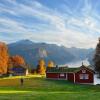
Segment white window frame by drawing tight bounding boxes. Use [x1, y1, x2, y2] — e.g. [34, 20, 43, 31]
[60, 73, 65, 77]
[85, 74, 89, 79]
[79, 74, 89, 80]
[80, 74, 83, 79]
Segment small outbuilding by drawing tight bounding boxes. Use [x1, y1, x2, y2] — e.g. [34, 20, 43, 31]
[9, 66, 28, 76]
[46, 64, 94, 84]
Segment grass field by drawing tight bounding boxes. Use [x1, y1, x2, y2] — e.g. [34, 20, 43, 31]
[0, 75, 100, 100]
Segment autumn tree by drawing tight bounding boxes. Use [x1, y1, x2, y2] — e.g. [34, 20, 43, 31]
[94, 38, 100, 76]
[0, 42, 27, 75]
[7, 57, 13, 74]
[36, 59, 46, 75]
[47, 60, 54, 67]
[9, 55, 26, 67]
[0, 42, 9, 74]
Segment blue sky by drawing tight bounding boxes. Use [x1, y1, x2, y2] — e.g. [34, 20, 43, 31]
[0, 0, 100, 48]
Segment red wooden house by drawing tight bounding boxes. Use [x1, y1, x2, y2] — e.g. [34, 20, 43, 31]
[46, 64, 94, 84]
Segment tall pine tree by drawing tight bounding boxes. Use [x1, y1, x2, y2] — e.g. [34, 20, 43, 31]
[94, 38, 100, 76]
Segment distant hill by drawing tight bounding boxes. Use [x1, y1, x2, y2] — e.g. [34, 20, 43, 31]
[66, 47, 94, 60]
[8, 39, 94, 68]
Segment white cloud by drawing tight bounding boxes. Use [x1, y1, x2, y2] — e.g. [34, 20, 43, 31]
[0, 0, 99, 48]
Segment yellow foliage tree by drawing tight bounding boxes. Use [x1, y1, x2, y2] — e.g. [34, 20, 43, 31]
[36, 59, 46, 75]
[48, 60, 54, 67]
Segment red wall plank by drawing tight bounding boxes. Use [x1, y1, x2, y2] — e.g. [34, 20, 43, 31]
[67, 73, 74, 82]
[46, 73, 59, 79]
[75, 69, 94, 83]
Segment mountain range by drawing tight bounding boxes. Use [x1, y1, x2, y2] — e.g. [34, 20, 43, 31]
[8, 39, 94, 68]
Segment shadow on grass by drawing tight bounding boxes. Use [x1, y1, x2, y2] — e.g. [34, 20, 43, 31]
[45, 79, 74, 85]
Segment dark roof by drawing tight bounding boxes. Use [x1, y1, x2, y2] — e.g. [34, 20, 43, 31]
[46, 67, 80, 73]
[80, 65, 94, 73]
[46, 65, 94, 73]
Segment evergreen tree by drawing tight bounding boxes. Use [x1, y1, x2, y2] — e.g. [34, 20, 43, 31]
[94, 38, 100, 76]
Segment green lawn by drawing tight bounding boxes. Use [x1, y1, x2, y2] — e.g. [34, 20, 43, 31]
[0, 75, 100, 100]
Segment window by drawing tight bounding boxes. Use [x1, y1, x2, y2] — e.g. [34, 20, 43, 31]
[82, 70, 86, 73]
[60, 73, 64, 77]
[79, 74, 89, 79]
[80, 74, 83, 79]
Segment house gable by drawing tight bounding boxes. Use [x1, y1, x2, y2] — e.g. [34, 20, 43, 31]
[75, 66, 94, 83]
[75, 67, 94, 74]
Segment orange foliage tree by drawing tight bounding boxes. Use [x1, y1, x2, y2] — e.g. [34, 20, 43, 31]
[36, 59, 46, 75]
[9, 55, 26, 67]
[0, 42, 27, 74]
[0, 42, 9, 74]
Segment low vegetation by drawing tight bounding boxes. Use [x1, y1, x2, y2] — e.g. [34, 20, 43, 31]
[0, 75, 100, 100]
